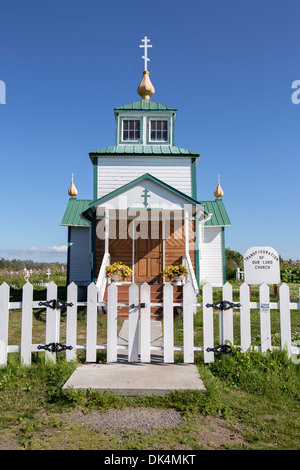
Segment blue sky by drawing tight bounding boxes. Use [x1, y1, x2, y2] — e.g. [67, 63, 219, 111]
[0, 0, 299, 263]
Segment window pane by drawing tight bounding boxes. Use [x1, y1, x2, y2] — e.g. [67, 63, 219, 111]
[150, 120, 168, 141]
[123, 119, 140, 141]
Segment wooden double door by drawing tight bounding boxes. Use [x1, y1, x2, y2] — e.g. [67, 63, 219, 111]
[134, 221, 162, 284]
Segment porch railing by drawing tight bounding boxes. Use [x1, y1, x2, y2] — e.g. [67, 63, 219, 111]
[96, 252, 111, 303]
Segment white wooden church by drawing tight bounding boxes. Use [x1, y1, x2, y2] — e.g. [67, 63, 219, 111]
[61, 37, 231, 308]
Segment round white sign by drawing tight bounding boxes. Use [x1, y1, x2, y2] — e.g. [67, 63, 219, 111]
[243, 246, 281, 285]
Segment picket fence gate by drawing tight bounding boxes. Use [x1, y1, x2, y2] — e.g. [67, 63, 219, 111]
[0, 281, 299, 367]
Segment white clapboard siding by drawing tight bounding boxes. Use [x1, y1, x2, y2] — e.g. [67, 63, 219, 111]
[0, 281, 299, 366]
[200, 227, 223, 287]
[97, 157, 192, 198]
[69, 227, 91, 285]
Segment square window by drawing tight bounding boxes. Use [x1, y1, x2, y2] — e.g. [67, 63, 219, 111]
[122, 119, 140, 141]
[150, 120, 168, 142]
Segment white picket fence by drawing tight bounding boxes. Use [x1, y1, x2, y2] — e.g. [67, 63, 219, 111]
[0, 281, 299, 367]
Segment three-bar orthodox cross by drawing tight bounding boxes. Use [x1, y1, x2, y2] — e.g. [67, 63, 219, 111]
[139, 36, 152, 72]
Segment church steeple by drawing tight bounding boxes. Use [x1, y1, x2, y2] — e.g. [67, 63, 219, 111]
[68, 173, 78, 198]
[214, 175, 224, 199]
[137, 36, 155, 100]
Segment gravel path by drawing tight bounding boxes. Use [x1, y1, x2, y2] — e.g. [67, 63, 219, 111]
[68, 407, 183, 434]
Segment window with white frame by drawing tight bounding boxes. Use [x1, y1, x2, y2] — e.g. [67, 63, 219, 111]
[150, 119, 168, 142]
[122, 119, 141, 141]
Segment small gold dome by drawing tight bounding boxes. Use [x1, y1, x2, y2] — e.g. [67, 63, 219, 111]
[68, 174, 78, 198]
[137, 71, 155, 100]
[214, 176, 224, 199]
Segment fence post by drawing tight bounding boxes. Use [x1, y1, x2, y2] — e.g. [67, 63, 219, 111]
[222, 282, 233, 345]
[66, 282, 78, 362]
[203, 283, 214, 363]
[107, 283, 118, 362]
[259, 283, 271, 352]
[45, 282, 59, 363]
[86, 282, 98, 362]
[21, 282, 33, 366]
[163, 282, 174, 363]
[128, 283, 139, 362]
[240, 282, 251, 352]
[140, 283, 150, 363]
[279, 283, 292, 357]
[183, 282, 194, 363]
[0, 283, 9, 367]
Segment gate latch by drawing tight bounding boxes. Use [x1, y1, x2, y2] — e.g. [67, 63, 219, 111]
[38, 299, 74, 309]
[206, 300, 241, 311]
[130, 303, 146, 309]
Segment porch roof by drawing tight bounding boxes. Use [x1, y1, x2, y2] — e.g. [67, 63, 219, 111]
[81, 173, 205, 221]
[60, 184, 231, 229]
[200, 199, 231, 227]
[60, 198, 92, 226]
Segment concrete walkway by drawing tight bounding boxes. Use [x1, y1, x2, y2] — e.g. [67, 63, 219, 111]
[63, 320, 206, 396]
[116, 319, 164, 362]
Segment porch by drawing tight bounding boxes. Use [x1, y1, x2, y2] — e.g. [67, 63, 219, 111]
[94, 208, 200, 316]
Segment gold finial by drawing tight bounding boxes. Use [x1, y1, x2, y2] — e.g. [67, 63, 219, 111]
[68, 173, 78, 198]
[137, 36, 155, 100]
[137, 70, 155, 100]
[214, 175, 224, 199]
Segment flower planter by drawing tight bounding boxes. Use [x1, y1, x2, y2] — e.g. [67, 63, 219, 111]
[171, 275, 184, 286]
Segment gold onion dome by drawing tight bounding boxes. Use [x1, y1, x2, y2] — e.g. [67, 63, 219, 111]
[137, 71, 155, 100]
[68, 174, 78, 198]
[214, 176, 224, 199]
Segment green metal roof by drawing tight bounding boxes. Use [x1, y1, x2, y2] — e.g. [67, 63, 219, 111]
[200, 199, 231, 227]
[89, 145, 199, 159]
[60, 194, 230, 229]
[114, 100, 177, 112]
[61, 198, 92, 226]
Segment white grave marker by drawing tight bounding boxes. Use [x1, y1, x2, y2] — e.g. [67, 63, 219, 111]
[243, 246, 280, 285]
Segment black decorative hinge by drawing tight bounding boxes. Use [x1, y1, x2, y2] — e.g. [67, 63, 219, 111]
[38, 299, 74, 309]
[206, 344, 232, 354]
[206, 300, 241, 311]
[37, 342, 73, 353]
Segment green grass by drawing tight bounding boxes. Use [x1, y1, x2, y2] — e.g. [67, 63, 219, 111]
[0, 348, 299, 450]
[1, 281, 299, 450]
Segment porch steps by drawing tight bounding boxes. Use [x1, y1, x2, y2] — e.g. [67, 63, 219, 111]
[102, 283, 183, 319]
